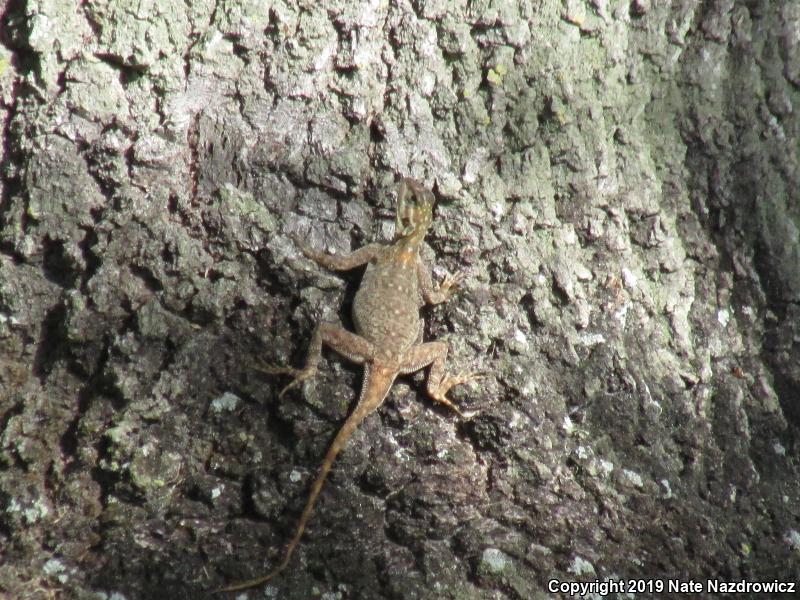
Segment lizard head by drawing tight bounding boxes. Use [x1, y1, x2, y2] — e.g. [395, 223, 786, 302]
[395, 178, 434, 240]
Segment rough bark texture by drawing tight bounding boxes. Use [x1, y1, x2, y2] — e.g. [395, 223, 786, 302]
[1, 1, 799, 599]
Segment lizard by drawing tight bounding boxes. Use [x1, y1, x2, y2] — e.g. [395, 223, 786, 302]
[217, 177, 479, 593]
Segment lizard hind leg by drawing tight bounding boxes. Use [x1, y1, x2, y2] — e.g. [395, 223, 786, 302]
[257, 323, 375, 398]
[400, 341, 481, 418]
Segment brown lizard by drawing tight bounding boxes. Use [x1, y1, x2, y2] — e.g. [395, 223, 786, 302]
[217, 178, 478, 592]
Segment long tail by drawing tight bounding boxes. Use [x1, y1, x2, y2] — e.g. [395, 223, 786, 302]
[215, 366, 395, 593]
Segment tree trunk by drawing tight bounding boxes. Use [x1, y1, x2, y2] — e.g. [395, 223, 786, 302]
[1, 1, 798, 598]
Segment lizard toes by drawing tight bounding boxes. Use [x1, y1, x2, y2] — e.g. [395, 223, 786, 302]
[277, 368, 316, 398]
[431, 392, 464, 417]
[452, 368, 483, 385]
[447, 271, 465, 288]
[256, 363, 296, 376]
[278, 381, 298, 398]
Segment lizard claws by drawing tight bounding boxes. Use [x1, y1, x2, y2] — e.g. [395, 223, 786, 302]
[255, 362, 317, 398]
[459, 369, 486, 382]
[430, 392, 465, 417]
[430, 369, 482, 417]
[445, 368, 483, 388]
[439, 270, 465, 299]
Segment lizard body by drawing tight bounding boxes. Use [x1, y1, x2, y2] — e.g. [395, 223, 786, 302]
[218, 178, 477, 592]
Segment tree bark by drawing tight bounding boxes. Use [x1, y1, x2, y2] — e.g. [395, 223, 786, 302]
[1, 1, 798, 598]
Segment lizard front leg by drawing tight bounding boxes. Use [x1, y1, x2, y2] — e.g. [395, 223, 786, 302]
[399, 341, 480, 417]
[260, 323, 376, 397]
[300, 242, 383, 271]
[417, 256, 464, 305]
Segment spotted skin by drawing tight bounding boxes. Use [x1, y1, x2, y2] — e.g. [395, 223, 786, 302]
[216, 178, 478, 592]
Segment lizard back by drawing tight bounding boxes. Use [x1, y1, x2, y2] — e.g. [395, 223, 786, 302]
[352, 179, 434, 361]
[352, 243, 422, 356]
